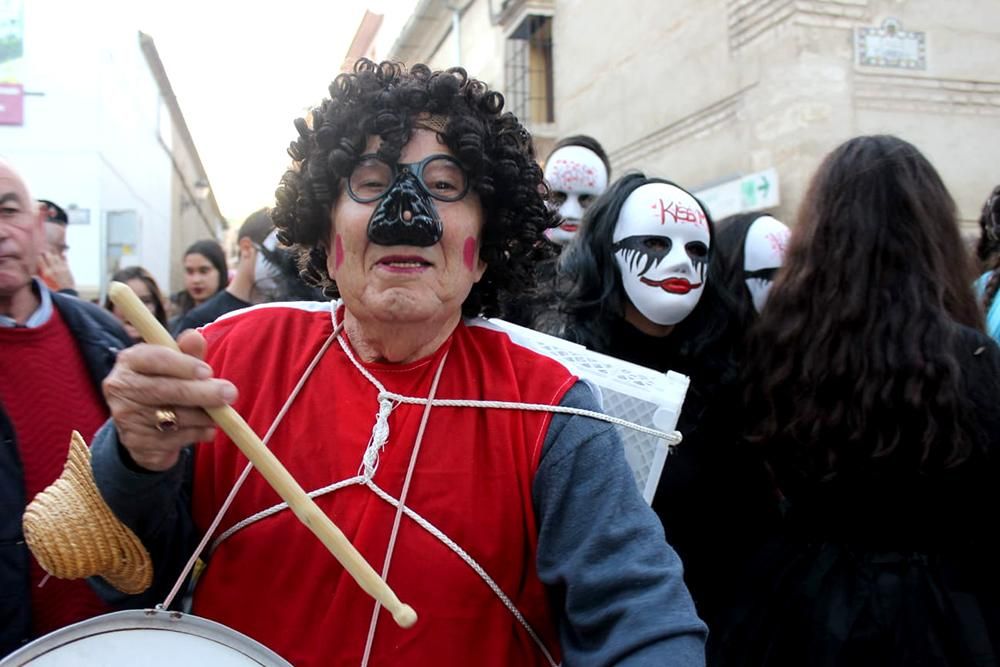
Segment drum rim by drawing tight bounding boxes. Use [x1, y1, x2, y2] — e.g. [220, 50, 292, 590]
[0, 609, 292, 666]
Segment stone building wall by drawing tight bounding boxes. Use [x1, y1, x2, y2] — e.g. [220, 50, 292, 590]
[388, 0, 1000, 229]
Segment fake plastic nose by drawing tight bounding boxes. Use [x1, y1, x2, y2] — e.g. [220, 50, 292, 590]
[367, 173, 443, 247]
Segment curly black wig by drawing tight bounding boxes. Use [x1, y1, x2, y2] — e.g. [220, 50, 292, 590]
[555, 172, 742, 373]
[271, 59, 557, 318]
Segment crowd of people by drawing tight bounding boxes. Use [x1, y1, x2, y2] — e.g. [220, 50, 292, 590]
[2, 58, 999, 666]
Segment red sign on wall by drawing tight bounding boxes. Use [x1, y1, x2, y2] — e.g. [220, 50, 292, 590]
[0, 83, 24, 125]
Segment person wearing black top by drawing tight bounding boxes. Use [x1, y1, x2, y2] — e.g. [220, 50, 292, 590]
[554, 173, 777, 626]
[171, 209, 323, 335]
[713, 212, 790, 323]
[712, 135, 1000, 666]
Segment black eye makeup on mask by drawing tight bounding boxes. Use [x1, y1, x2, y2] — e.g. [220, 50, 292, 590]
[744, 267, 778, 281]
[612, 235, 673, 277]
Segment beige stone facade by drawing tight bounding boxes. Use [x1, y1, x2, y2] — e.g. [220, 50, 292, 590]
[376, 0, 1000, 231]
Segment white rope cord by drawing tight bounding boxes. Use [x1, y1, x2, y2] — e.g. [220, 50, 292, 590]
[205, 305, 668, 664]
[365, 480, 559, 667]
[332, 306, 677, 446]
[208, 475, 366, 555]
[207, 474, 557, 667]
[332, 308, 402, 482]
[158, 317, 342, 610]
[361, 351, 449, 667]
[379, 392, 682, 445]
[332, 312, 557, 663]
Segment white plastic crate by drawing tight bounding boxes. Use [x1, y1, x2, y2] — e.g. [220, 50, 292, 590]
[475, 318, 690, 504]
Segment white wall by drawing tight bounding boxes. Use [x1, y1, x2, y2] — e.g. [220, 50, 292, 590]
[0, 1, 172, 297]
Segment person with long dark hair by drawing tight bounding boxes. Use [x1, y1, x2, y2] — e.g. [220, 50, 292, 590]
[498, 134, 612, 328]
[104, 266, 167, 342]
[543, 134, 611, 247]
[555, 173, 776, 624]
[713, 212, 790, 323]
[170, 239, 227, 323]
[170, 210, 324, 336]
[557, 173, 738, 371]
[974, 185, 1000, 342]
[712, 135, 1000, 666]
[975, 184, 1000, 270]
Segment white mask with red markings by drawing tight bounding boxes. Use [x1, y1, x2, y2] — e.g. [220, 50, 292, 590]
[612, 183, 710, 326]
[743, 215, 790, 314]
[544, 145, 609, 245]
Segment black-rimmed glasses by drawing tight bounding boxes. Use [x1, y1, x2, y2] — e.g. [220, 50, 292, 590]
[347, 153, 470, 204]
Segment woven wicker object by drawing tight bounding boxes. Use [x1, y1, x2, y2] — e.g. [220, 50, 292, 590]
[22, 431, 152, 594]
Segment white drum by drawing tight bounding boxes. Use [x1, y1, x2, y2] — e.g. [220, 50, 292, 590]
[0, 609, 291, 666]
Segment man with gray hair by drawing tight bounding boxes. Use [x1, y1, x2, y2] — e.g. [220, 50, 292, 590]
[0, 160, 132, 656]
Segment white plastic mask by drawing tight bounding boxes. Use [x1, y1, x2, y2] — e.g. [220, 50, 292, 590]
[544, 145, 609, 245]
[743, 215, 789, 313]
[613, 183, 710, 326]
[252, 229, 282, 300]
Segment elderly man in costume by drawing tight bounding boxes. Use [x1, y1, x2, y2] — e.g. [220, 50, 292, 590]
[87, 61, 705, 666]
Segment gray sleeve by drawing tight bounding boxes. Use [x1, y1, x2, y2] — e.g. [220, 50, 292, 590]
[534, 381, 707, 667]
[89, 419, 199, 608]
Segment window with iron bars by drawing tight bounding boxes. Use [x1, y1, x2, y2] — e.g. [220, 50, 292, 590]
[505, 14, 554, 125]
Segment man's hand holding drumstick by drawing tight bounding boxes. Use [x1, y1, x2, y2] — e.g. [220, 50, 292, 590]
[103, 329, 231, 471]
[101, 282, 417, 629]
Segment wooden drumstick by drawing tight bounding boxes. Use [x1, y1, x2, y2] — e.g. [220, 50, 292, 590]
[108, 281, 417, 629]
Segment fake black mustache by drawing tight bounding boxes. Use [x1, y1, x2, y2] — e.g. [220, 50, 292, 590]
[367, 174, 443, 247]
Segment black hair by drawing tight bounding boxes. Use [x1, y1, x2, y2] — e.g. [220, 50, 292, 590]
[747, 135, 984, 481]
[174, 239, 228, 315]
[977, 185, 1000, 310]
[271, 59, 557, 318]
[37, 199, 68, 225]
[105, 266, 168, 329]
[713, 212, 783, 323]
[238, 208, 274, 245]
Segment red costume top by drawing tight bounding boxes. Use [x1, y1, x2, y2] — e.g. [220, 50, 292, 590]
[191, 303, 577, 666]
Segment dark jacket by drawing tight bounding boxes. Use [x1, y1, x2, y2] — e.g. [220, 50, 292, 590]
[170, 290, 249, 336]
[0, 291, 131, 657]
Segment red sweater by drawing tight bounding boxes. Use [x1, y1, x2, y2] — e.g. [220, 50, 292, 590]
[192, 304, 576, 666]
[0, 308, 111, 636]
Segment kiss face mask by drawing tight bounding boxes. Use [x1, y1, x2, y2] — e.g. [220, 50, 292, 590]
[612, 183, 711, 326]
[544, 145, 609, 245]
[743, 215, 790, 314]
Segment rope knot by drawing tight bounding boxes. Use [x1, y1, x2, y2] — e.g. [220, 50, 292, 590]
[360, 396, 396, 480]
